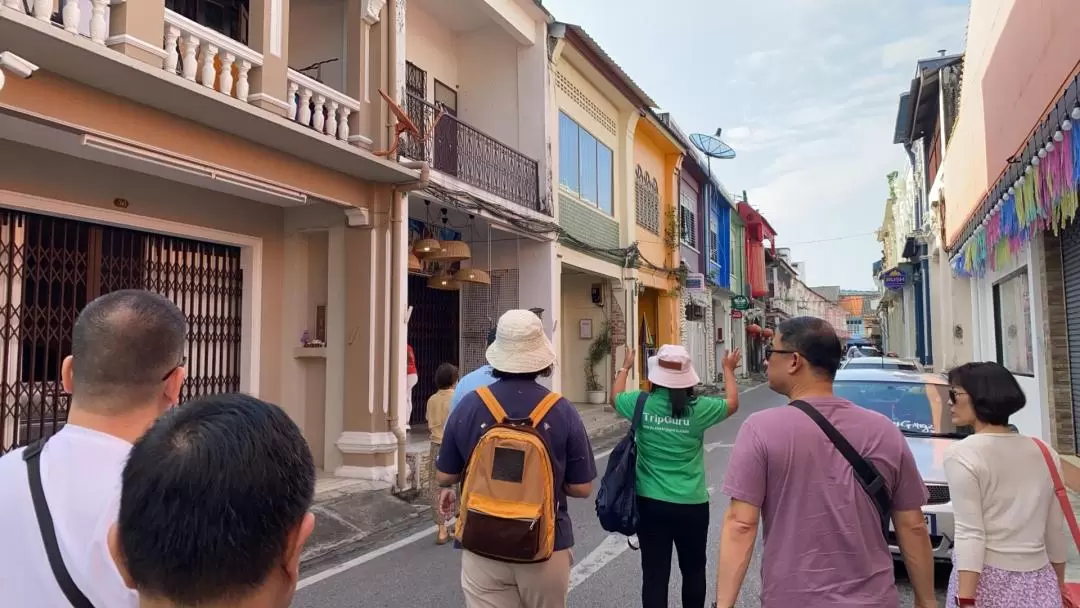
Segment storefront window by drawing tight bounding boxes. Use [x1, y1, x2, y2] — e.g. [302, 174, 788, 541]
[992, 270, 1034, 375]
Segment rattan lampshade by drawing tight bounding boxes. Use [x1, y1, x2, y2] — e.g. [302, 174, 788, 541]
[407, 253, 422, 272]
[454, 267, 491, 285]
[413, 238, 442, 256]
[425, 239, 471, 263]
[427, 271, 461, 291]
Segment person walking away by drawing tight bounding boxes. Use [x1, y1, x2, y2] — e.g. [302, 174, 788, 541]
[714, 316, 936, 608]
[451, 329, 498, 412]
[609, 343, 742, 608]
[0, 289, 188, 608]
[107, 393, 316, 608]
[426, 362, 458, 545]
[404, 344, 419, 433]
[436, 309, 597, 608]
[943, 362, 1068, 608]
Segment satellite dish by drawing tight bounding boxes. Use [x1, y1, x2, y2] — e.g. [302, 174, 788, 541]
[689, 128, 736, 160]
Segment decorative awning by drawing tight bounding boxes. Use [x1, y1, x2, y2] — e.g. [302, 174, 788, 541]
[951, 74, 1080, 278]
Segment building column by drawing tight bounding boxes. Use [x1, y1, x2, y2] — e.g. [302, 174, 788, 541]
[617, 112, 639, 247]
[333, 190, 398, 483]
[247, 0, 291, 116]
[107, 0, 167, 68]
[343, 0, 386, 147]
[518, 238, 559, 389]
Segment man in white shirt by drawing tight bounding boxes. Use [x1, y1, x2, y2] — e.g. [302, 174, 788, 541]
[0, 289, 187, 608]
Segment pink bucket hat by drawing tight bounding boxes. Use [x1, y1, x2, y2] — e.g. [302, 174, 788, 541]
[647, 344, 700, 389]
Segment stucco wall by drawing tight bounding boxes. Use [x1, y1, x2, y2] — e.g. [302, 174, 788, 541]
[943, 0, 1080, 243]
[634, 129, 674, 290]
[289, 0, 347, 94]
[404, 3, 460, 95]
[560, 271, 611, 403]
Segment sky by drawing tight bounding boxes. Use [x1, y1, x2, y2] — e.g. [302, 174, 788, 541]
[541, 0, 970, 290]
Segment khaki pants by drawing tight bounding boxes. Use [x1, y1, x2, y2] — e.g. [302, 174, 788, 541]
[461, 549, 572, 608]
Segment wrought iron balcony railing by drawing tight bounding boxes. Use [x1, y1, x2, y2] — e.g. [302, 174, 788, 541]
[401, 93, 542, 214]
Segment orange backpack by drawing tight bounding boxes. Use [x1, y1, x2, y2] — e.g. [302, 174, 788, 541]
[454, 386, 560, 563]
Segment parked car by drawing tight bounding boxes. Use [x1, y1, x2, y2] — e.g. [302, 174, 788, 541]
[833, 368, 967, 563]
[840, 356, 924, 372]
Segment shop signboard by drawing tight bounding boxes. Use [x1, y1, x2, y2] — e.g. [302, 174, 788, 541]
[882, 268, 906, 291]
[731, 310, 744, 319]
[731, 295, 751, 311]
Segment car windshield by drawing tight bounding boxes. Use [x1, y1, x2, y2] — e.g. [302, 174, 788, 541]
[845, 359, 920, 371]
[833, 380, 971, 438]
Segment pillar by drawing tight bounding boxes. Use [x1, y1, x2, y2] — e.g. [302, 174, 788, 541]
[247, 0, 291, 116]
[107, 0, 167, 69]
[344, 0, 386, 147]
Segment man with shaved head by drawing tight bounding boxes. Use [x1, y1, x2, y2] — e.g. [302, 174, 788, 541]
[0, 289, 188, 608]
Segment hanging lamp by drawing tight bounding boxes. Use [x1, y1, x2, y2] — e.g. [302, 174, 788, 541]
[426, 215, 471, 262]
[454, 267, 491, 284]
[407, 253, 423, 272]
[427, 269, 461, 291]
[413, 200, 442, 257]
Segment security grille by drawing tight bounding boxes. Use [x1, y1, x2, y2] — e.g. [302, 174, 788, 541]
[460, 269, 519, 374]
[0, 209, 243, 453]
[406, 273, 460, 425]
[635, 166, 660, 234]
[1061, 219, 1080, 452]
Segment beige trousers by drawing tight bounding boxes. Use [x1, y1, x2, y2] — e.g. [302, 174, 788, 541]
[461, 549, 572, 608]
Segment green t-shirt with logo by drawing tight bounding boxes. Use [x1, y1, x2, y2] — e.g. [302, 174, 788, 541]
[614, 388, 729, 504]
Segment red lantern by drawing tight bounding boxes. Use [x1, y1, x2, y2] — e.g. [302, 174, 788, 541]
[762, 328, 774, 339]
[747, 323, 762, 335]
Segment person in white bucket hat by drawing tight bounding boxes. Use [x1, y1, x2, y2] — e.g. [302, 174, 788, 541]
[609, 343, 742, 608]
[436, 309, 597, 608]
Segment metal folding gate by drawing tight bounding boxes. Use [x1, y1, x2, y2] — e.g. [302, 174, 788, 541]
[407, 274, 460, 425]
[1061, 221, 1080, 452]
[0, 209, 244, 453]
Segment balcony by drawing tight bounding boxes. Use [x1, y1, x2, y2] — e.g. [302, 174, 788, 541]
[401, 93, 541, 213]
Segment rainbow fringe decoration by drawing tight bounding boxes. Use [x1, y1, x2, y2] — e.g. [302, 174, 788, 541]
[952, 118, 1080, 278]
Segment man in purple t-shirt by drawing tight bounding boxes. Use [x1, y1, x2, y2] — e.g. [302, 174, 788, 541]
[714, 316, 937, 608]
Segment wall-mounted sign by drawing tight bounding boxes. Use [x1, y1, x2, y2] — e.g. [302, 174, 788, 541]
[684, 272, 706, 292]
[731, 295, 750, 311]
[731, 310, 744, 319]
[881, 268, 906, 291]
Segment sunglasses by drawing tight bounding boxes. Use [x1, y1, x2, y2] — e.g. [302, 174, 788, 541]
[763, 345, 798, 360]
[161, 355, 187, 381]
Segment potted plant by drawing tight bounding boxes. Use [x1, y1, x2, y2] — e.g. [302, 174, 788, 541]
[584, 321, 612, 404]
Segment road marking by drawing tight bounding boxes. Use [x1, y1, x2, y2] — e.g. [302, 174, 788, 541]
[569, 534, 631, 590]
[704, 441, 733, 452]
[297, 383, 767, 590]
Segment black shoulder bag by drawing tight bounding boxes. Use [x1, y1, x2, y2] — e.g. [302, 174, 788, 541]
[790, 400, 892, 540]
[23, 438, 98, 608]
[595, 392, 649, 537]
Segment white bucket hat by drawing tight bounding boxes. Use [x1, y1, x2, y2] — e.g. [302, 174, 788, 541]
[486, 309, 557, 374]
[647, 344, 700, 389]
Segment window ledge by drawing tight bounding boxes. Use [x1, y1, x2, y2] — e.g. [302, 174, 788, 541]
[559, 187, 615, 220]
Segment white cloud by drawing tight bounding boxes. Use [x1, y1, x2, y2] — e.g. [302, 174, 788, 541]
[541, 0, 970, 289]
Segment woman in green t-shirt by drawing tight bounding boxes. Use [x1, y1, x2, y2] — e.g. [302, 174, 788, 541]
[611, 343, 742, 608]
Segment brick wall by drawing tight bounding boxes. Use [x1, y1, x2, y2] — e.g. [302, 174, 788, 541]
[1040, 233, 1076, 455]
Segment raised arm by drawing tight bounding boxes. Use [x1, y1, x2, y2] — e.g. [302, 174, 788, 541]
[609, 347, 636, 406]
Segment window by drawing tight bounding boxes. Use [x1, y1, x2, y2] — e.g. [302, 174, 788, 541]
[729, 225, 738, 286]
[635, 166, 660, 233]
[992, 270, 1034, 375]
[558, 111, 613, 215]
[680, 191, 698, 249]
[709, 214, 719, 262]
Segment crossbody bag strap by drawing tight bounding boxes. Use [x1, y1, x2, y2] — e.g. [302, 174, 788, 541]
[630, 392, 649, 434]
[790, 400, 893, 531]
[1033, 438, 1080, 551]
[22, 439, 97, 608]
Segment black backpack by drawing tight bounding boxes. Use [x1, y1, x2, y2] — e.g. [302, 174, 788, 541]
[595, 392, 649, 536]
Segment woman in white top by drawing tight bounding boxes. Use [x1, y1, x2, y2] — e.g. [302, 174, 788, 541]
[944, 361, 1068, 608]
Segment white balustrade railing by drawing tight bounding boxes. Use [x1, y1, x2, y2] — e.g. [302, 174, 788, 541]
[3, 0, 111, 44]
[287, 70, 361, 144]
[162, 9, 263, 103]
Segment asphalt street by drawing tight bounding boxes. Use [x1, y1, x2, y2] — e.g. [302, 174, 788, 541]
[293, 384, 950, 607]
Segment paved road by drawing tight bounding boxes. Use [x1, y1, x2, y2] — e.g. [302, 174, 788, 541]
[293, 385, 949, 607]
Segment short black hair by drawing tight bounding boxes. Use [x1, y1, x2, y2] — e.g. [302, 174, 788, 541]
[777, 316, 843, 380]
[491, 365, 554, 381]
[71, 289, 187, 406]
[117, 393, 315, 605]
[435, 363, 459, 390]
[947, 361, 1026, 425]
[486, 328, 497, 346]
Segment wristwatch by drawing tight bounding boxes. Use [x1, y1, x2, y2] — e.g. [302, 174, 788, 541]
[955, 597, 976, 606]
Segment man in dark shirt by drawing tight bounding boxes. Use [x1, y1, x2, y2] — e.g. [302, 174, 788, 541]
[436, 309, 597, 608]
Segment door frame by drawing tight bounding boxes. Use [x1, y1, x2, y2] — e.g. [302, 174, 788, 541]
[0, 189, 263, 396]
